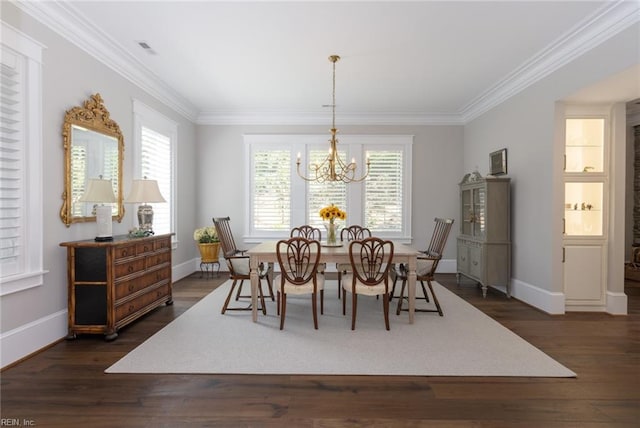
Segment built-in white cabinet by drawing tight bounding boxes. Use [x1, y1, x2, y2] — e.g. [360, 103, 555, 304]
[457, 173, 511, 297]
[563, 117, 608, 310]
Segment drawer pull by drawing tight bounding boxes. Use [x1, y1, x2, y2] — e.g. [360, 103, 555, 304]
[128, 265, 134, 273]
[144, 246, 149, 252]
[129, 284, 134, 292]
[122, 250, 128, 256]
[472, 261, 478, 266]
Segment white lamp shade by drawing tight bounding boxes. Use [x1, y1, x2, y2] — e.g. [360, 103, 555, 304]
[125, 179, 166, 203]
[78, 178, 117, 203]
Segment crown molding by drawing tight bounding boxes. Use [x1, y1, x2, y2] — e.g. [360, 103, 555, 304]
[461, 0, 640, 123]
[11, 0, 638, 127]
[196, 110, 464, 126]
[13, 0, 199, 122]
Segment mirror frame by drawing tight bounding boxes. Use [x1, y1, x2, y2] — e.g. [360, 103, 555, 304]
[60, 93, 125, 226]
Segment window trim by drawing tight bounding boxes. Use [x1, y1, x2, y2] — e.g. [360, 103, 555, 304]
[0, 22, 47, 296]
[132, 99, 178, 246]
[244, 134, 412, 242]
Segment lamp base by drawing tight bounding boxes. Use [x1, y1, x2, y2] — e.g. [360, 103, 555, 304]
[137, 204, 155, 234]
[95, 204, 114, 242]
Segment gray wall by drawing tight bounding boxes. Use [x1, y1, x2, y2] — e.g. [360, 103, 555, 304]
[463, 23, 639, 308]
[195, 124, 464, 262]
[0, 3, 197, 366]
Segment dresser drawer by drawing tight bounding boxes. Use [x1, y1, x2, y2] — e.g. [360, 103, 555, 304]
[115, 283, 170, 321]
[114, 257, 146, 277]
[115, 268, 170, 300]
[136, 241, 155, 255]
[154, 237, 171, 251]
[146, 250, 171, 268]
[113, 244, 136, 259]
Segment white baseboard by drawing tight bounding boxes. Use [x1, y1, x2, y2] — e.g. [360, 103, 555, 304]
[0, 309, 67, 369]
[173, 258, 201, 282]
[509, 278, 566, 314]
[606, 290, 628, 315]
[436, 258, 456, 274]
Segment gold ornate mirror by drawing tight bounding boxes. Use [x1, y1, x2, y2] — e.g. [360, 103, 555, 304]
[60, 93, 124, 226]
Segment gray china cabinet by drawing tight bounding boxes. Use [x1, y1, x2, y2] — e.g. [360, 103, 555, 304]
[457, 172, 511, 297]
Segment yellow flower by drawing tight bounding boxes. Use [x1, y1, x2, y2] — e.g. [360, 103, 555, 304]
[319, 204, 346, 223]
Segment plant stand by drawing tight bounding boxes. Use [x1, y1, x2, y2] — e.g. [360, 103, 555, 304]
[198, 243, 220, 279]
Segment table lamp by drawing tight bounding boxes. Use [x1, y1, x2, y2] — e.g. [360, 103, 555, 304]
[125, 177, 166, 234]
[78, 177, 117, 241]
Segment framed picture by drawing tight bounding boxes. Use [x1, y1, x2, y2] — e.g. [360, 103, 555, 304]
[490, 148, 507, 175]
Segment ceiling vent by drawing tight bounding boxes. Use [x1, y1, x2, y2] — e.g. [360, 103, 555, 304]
[137, 41, 156, 55]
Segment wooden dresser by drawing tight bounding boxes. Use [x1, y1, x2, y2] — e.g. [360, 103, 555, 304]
[60, 234, 173, 340]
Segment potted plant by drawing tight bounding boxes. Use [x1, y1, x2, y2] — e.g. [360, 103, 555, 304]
[194, 226, 220, 262]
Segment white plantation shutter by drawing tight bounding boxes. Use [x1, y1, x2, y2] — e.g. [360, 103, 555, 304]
[0, 60, 23, 275]
[1, 23, 44, 294]
[252, 149, 291, 230]
[246, 135, 412, 240]
[365, 150, 403, 232]
[141, 126, 171, 235]
[307, 148, 347, 228]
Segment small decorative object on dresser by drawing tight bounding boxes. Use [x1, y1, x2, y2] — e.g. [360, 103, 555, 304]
[60, 233, 173, 340]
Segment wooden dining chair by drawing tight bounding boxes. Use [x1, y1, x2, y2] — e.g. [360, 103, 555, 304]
[392, 217, 454, 316]
[291, 225, 326, 274]
[213, 216, 273, 315]
[275, 237, 324, 330]
[337, 225, 372, 296]
[342, 237, 394, 330]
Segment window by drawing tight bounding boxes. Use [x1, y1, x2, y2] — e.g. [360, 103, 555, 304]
[245, 134, 412, 240]
[132, 100, 176, 239]
[0, 23, 45, 295]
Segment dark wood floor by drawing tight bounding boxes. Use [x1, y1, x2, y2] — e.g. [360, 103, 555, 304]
[1, 273, 639, 427]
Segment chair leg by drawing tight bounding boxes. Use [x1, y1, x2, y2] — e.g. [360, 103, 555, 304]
[265, 274, 275, 301]
[279, 293, 286, 330]
[389, 273, 399, 302]
[276, 290, 280, 315]
[420, 281, 431, 303]
[258, 281, 267, 315]
[337, 271, 342, 299]
[396, 279, 407, 315]
[320, 289, 324, 315]
[312, 292, 319, 329]
[351, 293, 357, 330]
[342, 288, 347, 315]
[221, 279, 239, 314]
[235, 281, 243, 300]
[425, 279, 443, 316]
[383, 293, 390, 330]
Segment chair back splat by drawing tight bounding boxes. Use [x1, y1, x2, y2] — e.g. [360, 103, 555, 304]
[337, 225, 372, 295]
[290, 225, 322, 241]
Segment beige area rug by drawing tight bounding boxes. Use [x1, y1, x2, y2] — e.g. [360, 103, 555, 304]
[106, 280, 575, 377]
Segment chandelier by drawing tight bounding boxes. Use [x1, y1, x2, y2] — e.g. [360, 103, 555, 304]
[297, 55, 370, 183]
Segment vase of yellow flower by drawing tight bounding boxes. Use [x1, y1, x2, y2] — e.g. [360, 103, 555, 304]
[319, 204, 346, 245]
[194, 226, 220, 262]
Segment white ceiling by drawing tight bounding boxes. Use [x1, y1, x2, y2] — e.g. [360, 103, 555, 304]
[18, 1, 640, 123]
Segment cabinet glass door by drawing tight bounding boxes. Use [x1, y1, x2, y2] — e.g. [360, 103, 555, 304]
[565, 118, 604, 173]
[474, 188, 486, 237]
[462, 188, 472, 235]
[564, 182, 603, 236]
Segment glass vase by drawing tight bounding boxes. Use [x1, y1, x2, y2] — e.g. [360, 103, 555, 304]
[324, 221, 338, 245]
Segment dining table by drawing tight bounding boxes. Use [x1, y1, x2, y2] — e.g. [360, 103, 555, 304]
[247, 240, 421, 323]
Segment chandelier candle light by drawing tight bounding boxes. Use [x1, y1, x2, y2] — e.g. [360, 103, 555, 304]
[297, 55, 370, 183]
[320, 204, 346, 245]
